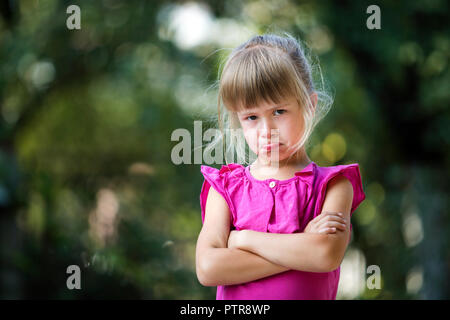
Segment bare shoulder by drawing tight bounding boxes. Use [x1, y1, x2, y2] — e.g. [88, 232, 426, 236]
[321, 175, 355, 270]
[205, 186, 231, 215]
[327, 175, 353, 194]
[322, 175, 354, 219]
[198, 186, 232, 248]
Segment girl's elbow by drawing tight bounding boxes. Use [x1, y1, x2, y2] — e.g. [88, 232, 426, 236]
[197, 271, 216, 287]
[196, 257, 217, 286]
[321, 256, 340, 273]
[197, 272, 215, 287]
[307, 257, 336, 273]
[321, 246, 344, 272]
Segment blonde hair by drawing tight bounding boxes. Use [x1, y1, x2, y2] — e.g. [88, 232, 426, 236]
[203, 32, 333, 166]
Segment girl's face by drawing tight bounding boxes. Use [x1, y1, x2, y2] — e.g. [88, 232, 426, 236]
[237, 96, 306, 163]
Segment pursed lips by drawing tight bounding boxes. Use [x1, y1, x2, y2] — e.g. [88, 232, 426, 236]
[260, 142, 282, 149]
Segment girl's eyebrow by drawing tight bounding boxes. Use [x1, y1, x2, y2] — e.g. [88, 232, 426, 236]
[239, 103, 289, 116]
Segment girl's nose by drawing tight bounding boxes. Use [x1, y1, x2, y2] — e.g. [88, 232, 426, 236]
[259, 119, 278, 140]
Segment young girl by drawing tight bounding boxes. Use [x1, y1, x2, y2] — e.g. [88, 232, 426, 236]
[195, 33, 366, 300]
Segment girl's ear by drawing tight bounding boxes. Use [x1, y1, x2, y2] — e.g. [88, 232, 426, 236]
[309, 92, 318, 115]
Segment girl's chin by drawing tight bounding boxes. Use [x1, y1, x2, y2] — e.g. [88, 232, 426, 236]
[257, 151, 285, 160]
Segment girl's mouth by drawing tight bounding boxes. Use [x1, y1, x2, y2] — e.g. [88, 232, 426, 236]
[262, 143, 282, 151]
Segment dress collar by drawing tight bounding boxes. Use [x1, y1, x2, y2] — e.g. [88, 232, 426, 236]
[242, 161, 316, 187]
[294, 162, 316, 188]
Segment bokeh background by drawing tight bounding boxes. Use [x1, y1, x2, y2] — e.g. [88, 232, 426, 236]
[1, 0, 449, 299]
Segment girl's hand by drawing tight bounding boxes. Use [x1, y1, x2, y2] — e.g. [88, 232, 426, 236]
[227, 230, 246, 249]
[304, 211, 347, 234]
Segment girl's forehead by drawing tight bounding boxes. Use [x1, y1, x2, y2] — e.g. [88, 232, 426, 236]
[236, 98, 296, 114]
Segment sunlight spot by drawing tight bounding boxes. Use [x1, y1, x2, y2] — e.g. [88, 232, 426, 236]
[88, 188, 119, 248]
[28, 61, 55, 90]
[128, 162, 155, 176]
[355, 200, 376, 226]
[406, 266, 423, 295]
[157, 2, 257, 50]
[337, 248, 366, 299]
[158, 2, 214, 50]
[322, 133, 346, 163]
[401, 208, 424, 247]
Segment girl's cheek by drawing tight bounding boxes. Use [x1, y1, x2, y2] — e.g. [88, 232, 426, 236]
[242, 128, 254, 143]
[244, 130, 260, 151]
[243, 126, 256, 137]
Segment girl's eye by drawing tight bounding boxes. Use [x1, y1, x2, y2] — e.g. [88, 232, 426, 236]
[245, 110, 285, 121]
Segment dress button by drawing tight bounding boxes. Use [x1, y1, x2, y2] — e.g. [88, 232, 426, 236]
[269, 181, 276, 188]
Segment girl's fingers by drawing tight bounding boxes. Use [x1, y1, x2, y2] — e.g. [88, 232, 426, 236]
[321, 215, 347, 225]
[324, 221, 347, 231]
[316, 221, 346, 231]
[313, 212, 348, 233]
[331, 220, 347, 230]
[319, 227, 337, 234]
[314, 211, 341, 223]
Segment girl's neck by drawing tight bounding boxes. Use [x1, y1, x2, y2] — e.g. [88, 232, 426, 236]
[252, 149, 312, 171]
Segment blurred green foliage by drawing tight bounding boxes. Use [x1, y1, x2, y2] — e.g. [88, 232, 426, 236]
[0, 0, 448, 299]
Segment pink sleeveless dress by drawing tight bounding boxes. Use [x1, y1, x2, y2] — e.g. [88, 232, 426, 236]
[199, 161, 366, 300]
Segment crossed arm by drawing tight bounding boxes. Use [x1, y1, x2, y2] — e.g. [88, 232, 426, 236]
[196, 175, 354, 287]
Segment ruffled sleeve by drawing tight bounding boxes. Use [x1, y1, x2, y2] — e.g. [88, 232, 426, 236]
[313, 163, 366, 229]
[199, 164, 239, 225]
